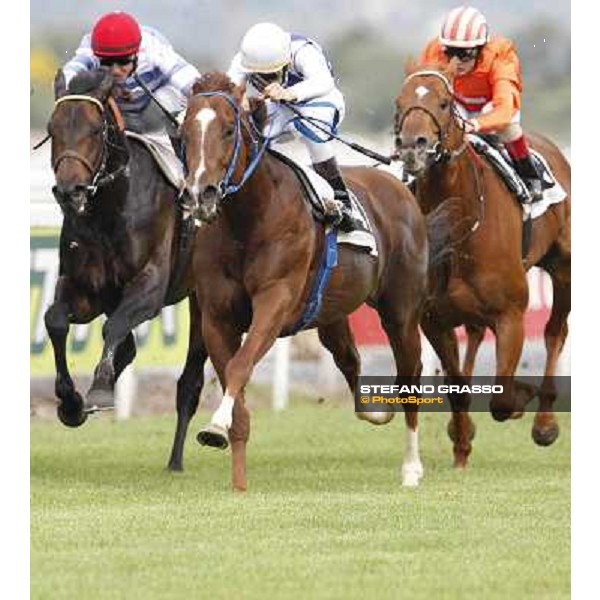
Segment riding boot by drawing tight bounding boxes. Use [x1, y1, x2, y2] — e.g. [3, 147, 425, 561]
[512, 155, 544, 203]
[312, 157, 361, 232]
[505, 136, 544, 203]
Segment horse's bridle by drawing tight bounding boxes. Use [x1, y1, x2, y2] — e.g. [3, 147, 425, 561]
[397, 70, 485, 236]
[395, 70, 467, 163]
[187, 91, 269, 198]
[51, 94, 129, 198]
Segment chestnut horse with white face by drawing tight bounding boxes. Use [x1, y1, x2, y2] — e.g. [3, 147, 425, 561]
[179, 72, 443, 491]
[394, 63, 571, 467]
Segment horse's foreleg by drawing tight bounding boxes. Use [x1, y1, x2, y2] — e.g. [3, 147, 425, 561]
[490, 309, 526, 422]
[463, 324, 485, 378]
[196, 311, 244, 486]
[421, 315, 475, 468]
[86, 261, 169, 411]
[168, 296, 208, 471]
[44, 277, 100, 427]
[201, 286, 292, 491]
[534, 269, 570, 446]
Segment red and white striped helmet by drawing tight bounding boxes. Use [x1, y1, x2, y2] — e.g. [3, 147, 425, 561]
[439, 6, 489, 48]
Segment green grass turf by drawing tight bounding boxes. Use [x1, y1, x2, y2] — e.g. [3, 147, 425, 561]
[31, 400, 570, 600]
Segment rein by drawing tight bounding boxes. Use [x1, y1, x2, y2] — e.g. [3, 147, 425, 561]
[190, 91, 270, 197]
[398, 70, 486, 237]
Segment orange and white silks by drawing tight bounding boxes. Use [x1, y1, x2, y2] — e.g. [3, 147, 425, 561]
[419, 36, 523, 132]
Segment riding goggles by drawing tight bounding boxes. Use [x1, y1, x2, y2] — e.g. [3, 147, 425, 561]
[443, 46, 481, 62]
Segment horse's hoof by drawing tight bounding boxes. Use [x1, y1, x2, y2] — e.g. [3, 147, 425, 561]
[401, 463, 423, 487]
[509, 411, 525, 420]
[356, 411, 395, 425]
[532, 422, 560, 447]
[490, 405, 513, 422]
[85, 388, 115, 413]
[57, 403, 88, 428]
[447, 419, 477, 443]
[197, 424, 229, 450]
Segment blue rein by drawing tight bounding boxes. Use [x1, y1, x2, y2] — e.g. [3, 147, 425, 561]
[190, 91, 270, 197]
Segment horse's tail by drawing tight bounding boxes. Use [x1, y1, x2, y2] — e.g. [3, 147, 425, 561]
[425, 197, 474, 267]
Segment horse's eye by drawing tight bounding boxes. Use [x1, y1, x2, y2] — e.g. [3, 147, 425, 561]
[440, 99, 450, 111]
[223, 126, 235, 139]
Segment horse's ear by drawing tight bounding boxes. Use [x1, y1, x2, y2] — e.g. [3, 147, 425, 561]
[248, 97, 268, 132]
[54, 69, 67, 99]
[191, 79, 203, 96]
[404, 56, 419, 76]
[442, 60, 458, 82]
[96, 67, 114, 100]
[232, 83, 245, 106]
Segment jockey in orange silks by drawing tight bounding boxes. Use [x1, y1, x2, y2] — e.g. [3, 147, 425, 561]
[420, 6, 544, 201]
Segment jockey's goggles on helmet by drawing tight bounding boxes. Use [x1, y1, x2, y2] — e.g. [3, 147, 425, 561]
[443, 46, 481, 62]
[99, 55, 136, 67]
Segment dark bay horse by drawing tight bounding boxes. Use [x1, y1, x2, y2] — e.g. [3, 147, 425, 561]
[45, 68, 207, 471]
[394, 63, 571, 467]
[178, 72, 439, 491]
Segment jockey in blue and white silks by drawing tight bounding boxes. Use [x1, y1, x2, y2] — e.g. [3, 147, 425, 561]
[62, 11, 200, 135]
[227, 22, 359, 231]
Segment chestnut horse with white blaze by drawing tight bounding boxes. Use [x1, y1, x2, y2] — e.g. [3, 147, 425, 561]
[394, 63, 571, 468]
[180, 72, 443, 491]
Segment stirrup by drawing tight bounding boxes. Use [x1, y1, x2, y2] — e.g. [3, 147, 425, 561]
[525, 179, 544, 203]
[337, 207, 362, 233]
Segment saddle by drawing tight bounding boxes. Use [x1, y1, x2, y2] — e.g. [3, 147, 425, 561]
[125, 130, 194, 301]
[267, 148, 378, 257]
[467, 133, 556, 205]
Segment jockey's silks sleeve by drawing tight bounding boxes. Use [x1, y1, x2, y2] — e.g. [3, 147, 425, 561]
[286, 44, 335, 102]
[62, 26, 200, 111]
[417, 37, 524, 131]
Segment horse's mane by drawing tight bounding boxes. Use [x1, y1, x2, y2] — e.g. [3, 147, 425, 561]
[68, 69, 110, 94]
[192, 71, 237, 95]
[404, 58, 456, 81]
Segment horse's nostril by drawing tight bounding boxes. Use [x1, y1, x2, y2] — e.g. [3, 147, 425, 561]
[201, 184, 219, 203]
[415, 136, 429, 148]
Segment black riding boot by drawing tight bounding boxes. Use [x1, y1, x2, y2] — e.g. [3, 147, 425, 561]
[512, 155, 544, 203]
[313, 157, 361, 232]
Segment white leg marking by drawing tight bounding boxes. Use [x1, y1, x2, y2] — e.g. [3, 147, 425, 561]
[191, 108, 216, 196]
[401, 427, 424, 487]
[210, 391, 234, 431]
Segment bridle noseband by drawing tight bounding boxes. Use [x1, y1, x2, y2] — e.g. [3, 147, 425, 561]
[51, 94, 128, 199]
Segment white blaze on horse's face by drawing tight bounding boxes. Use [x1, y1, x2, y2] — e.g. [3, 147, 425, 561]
[415, 85, 430, 99]
[190, 107, 217, 196]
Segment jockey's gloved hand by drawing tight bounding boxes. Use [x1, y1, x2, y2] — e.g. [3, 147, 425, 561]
[263, 82, 297, 103]
[463, 119, 480, 134]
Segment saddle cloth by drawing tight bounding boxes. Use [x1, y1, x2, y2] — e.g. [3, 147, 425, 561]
[125, 130, 185, 191]
[267, 148, 378, 257]
[467, 133, 567, 221]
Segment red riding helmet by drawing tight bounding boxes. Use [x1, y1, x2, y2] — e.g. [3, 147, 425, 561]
[91, 11, 142, 58]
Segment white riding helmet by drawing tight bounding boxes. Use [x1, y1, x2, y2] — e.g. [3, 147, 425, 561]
[240, 22, 292, 73]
